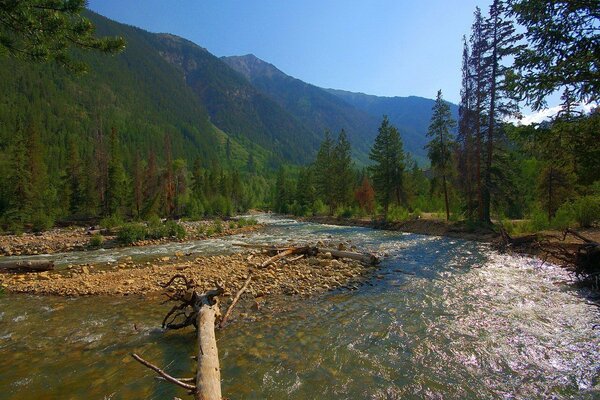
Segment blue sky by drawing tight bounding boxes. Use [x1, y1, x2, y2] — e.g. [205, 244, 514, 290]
[88, 0, 493, 104]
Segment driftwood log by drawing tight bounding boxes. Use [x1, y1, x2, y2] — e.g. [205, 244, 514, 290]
[133, 275, 224, 400]
[0, 260, 55, 272]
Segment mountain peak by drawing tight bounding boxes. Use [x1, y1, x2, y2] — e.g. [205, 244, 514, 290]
[222, 54, 287, 81]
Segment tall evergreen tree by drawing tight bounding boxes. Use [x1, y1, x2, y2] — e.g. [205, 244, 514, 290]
[469, 7, 490, 222]
[332, 129, 354, 209]
[457, 36, 476, 219]
[369, 116, 405, 218]
[426, 90, 456, 221]
[105, 127, 127, 216]
[65, 137, 85, 216]
[482, 0, 521, 222]
[314, 131, 336, 214]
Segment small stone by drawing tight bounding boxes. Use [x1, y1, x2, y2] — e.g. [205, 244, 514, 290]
[81, 266, 90, 274]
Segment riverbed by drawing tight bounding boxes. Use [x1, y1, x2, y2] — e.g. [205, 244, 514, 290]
[0, 215, 598, 399]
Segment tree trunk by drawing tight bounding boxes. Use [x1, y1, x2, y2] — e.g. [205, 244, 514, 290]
[195, 300, 222, 400]
[442, 174, 450, 221]
[0, 260, 55, 271]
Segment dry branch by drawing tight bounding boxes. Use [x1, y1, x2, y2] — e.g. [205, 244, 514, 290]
[132, 353, 196, 391]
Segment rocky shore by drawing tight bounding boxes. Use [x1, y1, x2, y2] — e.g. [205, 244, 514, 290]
[0, 220, 261, 256]
[0, 249, 377, 298]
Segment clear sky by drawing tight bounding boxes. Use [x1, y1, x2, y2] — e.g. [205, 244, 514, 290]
[88, 0, 493, 104]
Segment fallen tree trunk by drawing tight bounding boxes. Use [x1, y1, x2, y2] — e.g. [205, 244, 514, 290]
[0, 260, 55, 271]
[316, 248, 379, 265]
[195, 295, 222, 400]
[133, 276, 224, 399]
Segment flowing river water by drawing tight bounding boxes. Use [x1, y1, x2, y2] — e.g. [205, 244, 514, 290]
[0, 215, 598, 399]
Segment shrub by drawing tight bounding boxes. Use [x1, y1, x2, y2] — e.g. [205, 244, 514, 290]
[229, 221, 237, 229]
[213, 219, 223, 234]
[205, 226, 215, 237]
[387, 205, 410, 222]
[117, 223, 148, 245]
[197, 224, 205, 236]
[100, 214, 124, 229]
[165, 220, 186, 239]
[573, 196, 600, 228]
[89, 234, 104, 247]
[529, 207, 550, 232]
[551, 202, 576, 230]
[31, 212, 54, 233]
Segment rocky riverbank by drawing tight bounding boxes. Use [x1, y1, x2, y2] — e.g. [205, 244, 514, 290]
[0, 220, 261, 256]
[0, 248, 377, 298]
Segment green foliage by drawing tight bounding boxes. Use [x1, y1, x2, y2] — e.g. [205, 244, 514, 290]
[165, 220, 186, 240]
[551, 202, 576, 230]
[507, 0, 599, 109]
[213, 219, 223, 234]
[573, 196, 600, 228]
[236, 217, 258, 227]
[369, 116, 405, 217]
[387, 205, 410, 223]
[100, 214, 124, 229]
[0, 0, 125, 72]
[89, 234, 104, 247]
[117, 223, 147, 245]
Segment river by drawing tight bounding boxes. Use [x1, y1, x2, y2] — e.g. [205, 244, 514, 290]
[0, 215, 598, 399]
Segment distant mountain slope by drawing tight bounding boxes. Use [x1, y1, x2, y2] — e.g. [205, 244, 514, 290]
[0, 11, 234, 168]
[149, 38, 320, 164]
[326, 89, 460, 163]
[222, 54, 379, 162]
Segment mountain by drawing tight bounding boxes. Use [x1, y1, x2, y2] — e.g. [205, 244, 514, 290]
[325, 89, 460, 164]
[222, 54, 379, 162]
[149, 38, 321, 164]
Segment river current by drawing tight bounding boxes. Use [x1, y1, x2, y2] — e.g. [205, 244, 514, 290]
[0, 215, 598, 399]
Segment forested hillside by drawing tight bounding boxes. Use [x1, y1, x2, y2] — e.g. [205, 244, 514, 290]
[0, 11, 275, 230]
[326, 89, 459, 163]
[223, 54, 379, 163]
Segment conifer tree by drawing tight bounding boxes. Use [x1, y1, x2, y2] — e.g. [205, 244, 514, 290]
[426, 90, 456, 221]
[132, 152, 143, 219]
[65, 137, 84, 216]
[0, 0, 125, 72]
[457, 36, 476, 220]
[314, 131, 336, 214]
[274, 167, 288, 213]
[482, 0, 521, 222]
[332, 129, 354, 209]
[106, 127, 127, 216]
[369, 116, 405, 218]
[469, 7, 489, 222]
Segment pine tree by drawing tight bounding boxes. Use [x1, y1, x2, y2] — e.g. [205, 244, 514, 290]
[163, 134, 175, 217]
[457, 36, 476, 220]
[105, 127, 127, 216]
[295, 167, 316, 215]
[482, 0, 521, 222]
[0, 0, 125, 72]
[274, 167, 288, 213]
[314, 131, 336, 214]
[507, 0, 600, 109]
[369, 116, 405, 218]
[426, 90, 456, 221]
[469, 7, 489, 222]
[65, 136, 84, 216]
[132, 152, 144, 219]
[332, 129, 354, 209]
